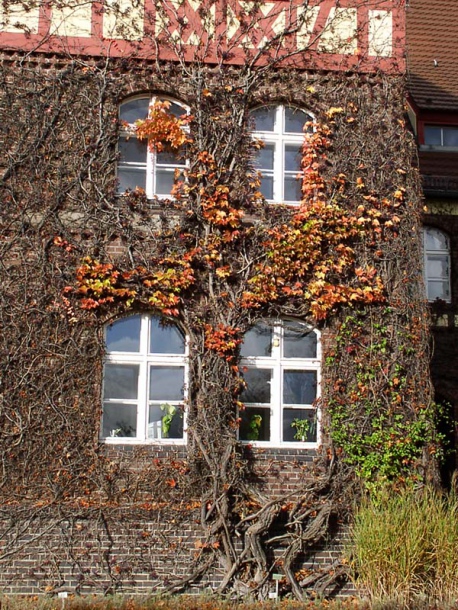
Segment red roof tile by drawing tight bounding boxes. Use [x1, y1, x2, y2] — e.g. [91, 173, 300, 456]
[407, 0, 458, 110]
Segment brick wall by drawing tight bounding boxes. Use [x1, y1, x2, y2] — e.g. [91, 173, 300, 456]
[0, 448, 352, 596]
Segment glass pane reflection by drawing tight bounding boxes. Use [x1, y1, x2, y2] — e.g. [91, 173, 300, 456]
[150, 318, 185, 354]
[283, 370, 316, 405]
[283, 323, 317, 358]
[241, 368, 271, 404]
[149, 366, 184, 401]
[103, 403, 137, 438]
[106, 316, 141, 352]
[104, 364, 139, 400]
[241, 323, 272, 357]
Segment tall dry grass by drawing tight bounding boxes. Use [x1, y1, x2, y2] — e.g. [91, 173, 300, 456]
[349, 486, 458, 608]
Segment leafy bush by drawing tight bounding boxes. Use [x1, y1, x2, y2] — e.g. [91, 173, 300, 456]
[349, 486, 458, 607]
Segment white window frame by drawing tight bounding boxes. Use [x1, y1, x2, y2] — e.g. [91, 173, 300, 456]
[102, 314, 188, 444]
[251, 105, 313, 205]
[239, 320, 321, 447]
[117, 95, 188, 199]
[423, 227, 451, 303]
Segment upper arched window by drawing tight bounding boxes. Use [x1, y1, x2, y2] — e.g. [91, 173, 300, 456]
[118, 95, 188, 199]
[251, 105, 313, 204]
[239, 320, 320, 445]
[102, 314, 187, 442]
[423, 227, 451, 302]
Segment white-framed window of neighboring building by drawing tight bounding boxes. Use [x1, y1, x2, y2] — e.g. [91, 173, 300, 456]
[423, 125, 458, 149]
[251, 105, 313, 204]
[239, 320, 320, 446]
[423, 227, 451, 302]
[118, 95, 188, 198]
[102, 314, 187, 442]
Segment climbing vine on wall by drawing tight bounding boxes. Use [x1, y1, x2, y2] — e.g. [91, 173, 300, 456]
[0, 29, 438, 600]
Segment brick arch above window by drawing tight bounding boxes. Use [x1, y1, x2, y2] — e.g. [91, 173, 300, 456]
[117, 95, 189, 199]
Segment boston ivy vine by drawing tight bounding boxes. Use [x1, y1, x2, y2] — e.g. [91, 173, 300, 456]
[0, 47, 438, 597]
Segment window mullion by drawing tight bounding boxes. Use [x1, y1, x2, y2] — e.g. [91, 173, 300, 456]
[271, 324, 282, 444]
[137, 315, 149, 440]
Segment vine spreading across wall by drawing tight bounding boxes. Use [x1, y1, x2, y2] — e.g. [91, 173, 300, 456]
[0, 47, 438, 598]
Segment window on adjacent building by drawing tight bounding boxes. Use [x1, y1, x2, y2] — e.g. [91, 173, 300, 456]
[423, 227, 451, 302]
[102, 314, 187, 442]
[239, 320, 320, 445]
[424, 125, 458, 148]
[251, 105, 313, 204]
[118, 96, 188, 198]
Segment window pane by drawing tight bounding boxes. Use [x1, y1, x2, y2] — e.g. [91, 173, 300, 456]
[428, 281, 450, 301]
[283, 370, 316, 405]
[283, 408, 316, 442]
[155, 170, 176, 196]
[241, 368, 271, 404]
[284, 107, 307, 133]
[148, 404, 183, 439]
[102, 403, 137, 438]
[443, 128, 458, 147]
[106, 316, 141, 352]
[427, 255, 449, 279]
[424, 126, 442, 146]
[260, 175, 274, 200]
[119, 137, 147, 164]
[150, 318, 185, 354]
[118, 167, 146, 193]
[104, 364, 139, 400]
[255, 144, 275, 170]
[239, 407, 270, 441]
[283, 324, 317, 358]
[120, 98, 150, 124]
[425, 228, 449, 251]
[157, 150, 181, 165]
[284, 144, 301, 172]
[149, 366, 184, 401]
[168, 101, 186, 118]
[241, 323, 272, 357]
[252, 106, 276, 131]
[284, 175, 302, 202]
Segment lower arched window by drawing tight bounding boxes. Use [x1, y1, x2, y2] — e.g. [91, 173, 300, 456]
[102, 314, 187, 442]
[423, 227, 451, 302]
[239, 320, 320, 445]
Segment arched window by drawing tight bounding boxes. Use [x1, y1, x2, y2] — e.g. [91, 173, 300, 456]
[102, 314, 187, 442]
[118, 95, 188, 198]
[239, 320, 320, 445]
[251, 105, 313, 204]
[423, 227, 451, 302]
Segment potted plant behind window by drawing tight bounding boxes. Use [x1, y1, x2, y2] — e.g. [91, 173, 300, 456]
[291, 417, 310, 441]
[246, 413, 262, 441]
[161, 403, 177, 438]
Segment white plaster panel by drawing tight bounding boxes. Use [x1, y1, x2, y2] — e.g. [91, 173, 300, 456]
[296, 6, 319, 50]
[103, 0, 145, 40]
[318, 7, 357, 54]
[50, 2, 92, 38]
[0, 2, 40, 34]
[368, 10, 392, 57]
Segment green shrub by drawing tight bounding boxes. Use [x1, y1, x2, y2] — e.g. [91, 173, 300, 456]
[349, 486, 458, 608]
